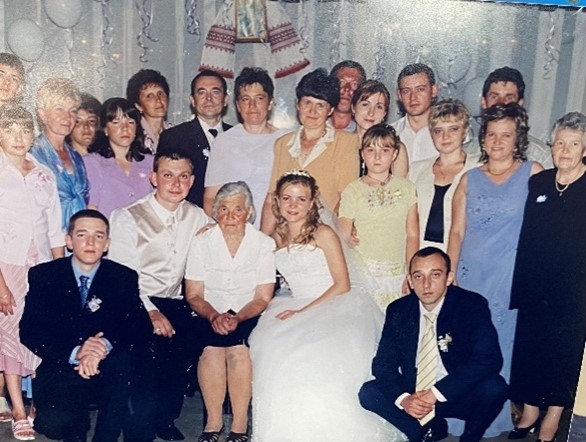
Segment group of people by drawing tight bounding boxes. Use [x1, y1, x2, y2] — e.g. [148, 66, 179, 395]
[0, 47, 583, 442]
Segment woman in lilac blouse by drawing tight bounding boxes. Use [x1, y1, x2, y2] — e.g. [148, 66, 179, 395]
[84, 98, 153, 218]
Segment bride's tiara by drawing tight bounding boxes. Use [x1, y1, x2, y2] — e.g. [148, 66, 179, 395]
[282, 169, 312, 179]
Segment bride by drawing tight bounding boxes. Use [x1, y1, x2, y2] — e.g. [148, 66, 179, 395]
[249, 170, 404, 441]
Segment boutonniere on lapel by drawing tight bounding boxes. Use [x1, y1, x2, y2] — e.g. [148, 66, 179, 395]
[202, 148, 210, 159]
[536, 194, 547, 203]
[437, 333, 452, 352]
[87, 297, 102, 313]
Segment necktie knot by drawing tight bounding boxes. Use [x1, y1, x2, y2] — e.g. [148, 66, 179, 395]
[424, 312, 436, 326]
[208, 128, 218, 138]
[79, 275, 90, 306]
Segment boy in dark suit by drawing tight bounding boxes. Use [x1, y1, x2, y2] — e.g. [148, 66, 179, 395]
[359, 247, 507, 442]
[20, 209, 149, 442]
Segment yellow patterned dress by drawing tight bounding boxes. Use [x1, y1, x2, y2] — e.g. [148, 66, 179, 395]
[339, 176, 417, 310]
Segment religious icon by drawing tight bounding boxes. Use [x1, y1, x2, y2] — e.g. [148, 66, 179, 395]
[235, 0, 267, 42]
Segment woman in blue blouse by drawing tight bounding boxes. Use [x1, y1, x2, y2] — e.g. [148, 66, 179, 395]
[31, 78, 89, 231]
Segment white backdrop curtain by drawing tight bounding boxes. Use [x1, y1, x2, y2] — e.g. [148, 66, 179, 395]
[1, 0, 585, 140]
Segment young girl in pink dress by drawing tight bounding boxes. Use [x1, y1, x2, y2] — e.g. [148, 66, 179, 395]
[0, 106, 64, 440]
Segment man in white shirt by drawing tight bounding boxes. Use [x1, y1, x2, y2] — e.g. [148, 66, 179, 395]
[109, 148, 209, 441]
[359, 247, 507, 442]
[392, 63, 439, 163]
[464, 66, 553, 169]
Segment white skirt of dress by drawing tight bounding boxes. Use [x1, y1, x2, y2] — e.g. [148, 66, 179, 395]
[249, 290, 406, 442]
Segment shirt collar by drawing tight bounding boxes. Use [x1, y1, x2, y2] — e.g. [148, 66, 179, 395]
[419, 295, 445, 317]
[148, 192, 179, 224]
[198, 117, 223, 133]
[71, 258, 100, 285]
[287, 124, 335, 168]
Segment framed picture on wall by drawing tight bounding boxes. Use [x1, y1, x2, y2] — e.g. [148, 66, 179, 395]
[235, 0, 268, 42]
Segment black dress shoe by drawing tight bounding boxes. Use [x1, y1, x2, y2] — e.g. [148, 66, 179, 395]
[156, 424, 185, 441]
[508, 420, 540, 440]
[419, 417, 448, 442]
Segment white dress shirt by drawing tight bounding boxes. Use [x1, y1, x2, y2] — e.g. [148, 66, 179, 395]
[395, 297, 448, 409]
[185, 223, 276, 313]
[392, 116, 438, 164]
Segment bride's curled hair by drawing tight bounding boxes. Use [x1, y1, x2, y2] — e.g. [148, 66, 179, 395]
[273, 170, 322, 247]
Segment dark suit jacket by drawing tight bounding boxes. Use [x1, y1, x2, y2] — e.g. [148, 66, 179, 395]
[158, 118, 232, 207]
[372, 285, 503, 403]
[20, 257, 149, 369]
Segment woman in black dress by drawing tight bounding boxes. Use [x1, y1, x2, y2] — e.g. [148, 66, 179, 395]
[509, 112, 586, 442]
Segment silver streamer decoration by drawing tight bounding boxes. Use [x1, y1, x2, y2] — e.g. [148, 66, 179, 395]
[93, 0, 114, 88]
[185, 0, 201, 39]
[221, 0, 234, 27]
[298, 0, 309, 54]
[329, 0, 344, 67]
[543, 11, 558, 79]
[65, 28, 75, 78]
[372, 30, 385, 81]
[136, 0, 159, 63]
[441, 57, 457, 97]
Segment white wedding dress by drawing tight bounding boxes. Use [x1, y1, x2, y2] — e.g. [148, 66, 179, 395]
[249, 245, 405, 442]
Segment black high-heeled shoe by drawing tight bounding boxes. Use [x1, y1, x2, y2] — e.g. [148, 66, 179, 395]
[508, 419, 540, 440]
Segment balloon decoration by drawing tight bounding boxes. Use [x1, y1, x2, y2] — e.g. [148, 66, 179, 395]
[7, 19, 45, 62]
[462, 77, 485, 117]
[45, 0, 83, 29]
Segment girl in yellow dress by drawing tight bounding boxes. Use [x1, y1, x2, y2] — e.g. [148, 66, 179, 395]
[339, 124, 419, 310]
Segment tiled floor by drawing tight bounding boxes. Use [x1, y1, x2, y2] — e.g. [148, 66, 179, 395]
[0, 394, 572, 441]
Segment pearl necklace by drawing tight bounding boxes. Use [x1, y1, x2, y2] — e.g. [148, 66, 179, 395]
[555, 169, 584, 196]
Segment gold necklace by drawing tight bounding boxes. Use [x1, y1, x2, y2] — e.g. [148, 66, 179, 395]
[300, 128, 327, 142]
[487, 160, 516, 176]
[434, 153, 467, 181]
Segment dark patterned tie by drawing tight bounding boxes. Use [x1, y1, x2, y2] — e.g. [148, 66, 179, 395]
[208, 128, 218, 138]
[79, 275, 90, 306]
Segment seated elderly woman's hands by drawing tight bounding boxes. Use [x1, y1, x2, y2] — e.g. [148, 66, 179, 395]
[210, 311, 239, 335]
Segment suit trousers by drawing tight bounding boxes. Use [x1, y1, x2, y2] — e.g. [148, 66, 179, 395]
[128, 298, 199, 439]
[359, 375, 508, 442]
[33, 351, 132, 442]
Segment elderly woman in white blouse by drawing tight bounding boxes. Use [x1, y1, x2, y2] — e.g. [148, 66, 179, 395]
[408, 99, 480, 250]
[185, 181, 275, 442]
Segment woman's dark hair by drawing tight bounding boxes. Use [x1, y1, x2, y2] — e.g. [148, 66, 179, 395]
[126, 69, 170, 106]
[479, 103, 529, 163]
[295, 68, 340, 109]
[234, 67, 274, 101]
[88, 97, 148, 162]
[351, 80, 390, 111]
